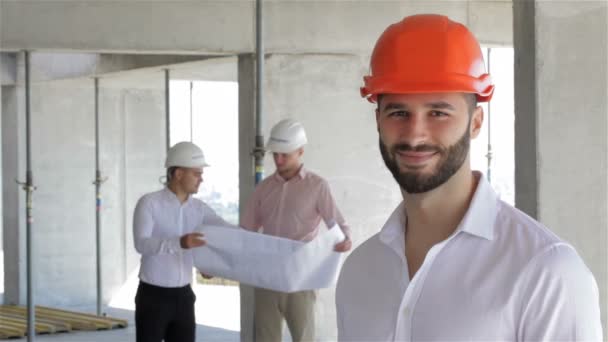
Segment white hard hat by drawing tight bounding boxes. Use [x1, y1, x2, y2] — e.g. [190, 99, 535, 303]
[266, 119, 308, 153]
[165, 141, 209, 168]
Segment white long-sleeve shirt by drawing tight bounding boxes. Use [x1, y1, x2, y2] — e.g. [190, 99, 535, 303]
[133, 188, 230, 288]
[336, 172, 603, 341]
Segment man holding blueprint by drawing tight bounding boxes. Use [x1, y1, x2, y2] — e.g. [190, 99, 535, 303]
[241, 118, 352, 342]
[132, 141, 233, 342]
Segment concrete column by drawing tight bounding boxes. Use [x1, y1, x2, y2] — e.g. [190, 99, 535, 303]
[238, 53, 256, 342]
[514, 0, 607, 330]
[0, 58, 3, 304]
[0, 57, 3, 267]
[1, 52, 26, 305]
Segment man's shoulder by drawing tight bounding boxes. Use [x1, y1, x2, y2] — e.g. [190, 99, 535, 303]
[301, 169, 331, 189]
[136, 189, 165, 205]
[189, 197, 211, 210]
[494, 200, 563, 250]
[251, 175, 276, 193]
[337, 234, 378, 293]
[337, 231, 405, 314]
[338, 233, 396, 284]
[303, 168, 323, 179]
[493, 201, 592, 277]
[528, 243, 590, 275]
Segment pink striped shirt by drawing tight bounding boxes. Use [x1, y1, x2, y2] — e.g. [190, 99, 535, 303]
[242, 167, 350, 242]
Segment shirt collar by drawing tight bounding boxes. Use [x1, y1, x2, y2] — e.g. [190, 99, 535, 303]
[272, 165, 307, 182]
[379, 171, 498, 248]
[455, 171, 498, 241]
[162, 187, 193, 205]
[378, 201, 407, 254]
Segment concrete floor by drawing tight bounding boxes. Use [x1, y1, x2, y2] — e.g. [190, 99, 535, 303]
[8, 306, 240, 341]
[13, 307, 239, 342]
[7, 272, 241, 342]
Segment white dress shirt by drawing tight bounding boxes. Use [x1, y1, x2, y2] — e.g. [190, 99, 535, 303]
[133, 188, 230, 288]
[336, 172, 602, 341]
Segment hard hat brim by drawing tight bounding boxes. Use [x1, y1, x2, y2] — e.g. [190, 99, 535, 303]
[266, 141, 305, 154]
[361, 74, 494, 104]
[164, 161, 210, 168]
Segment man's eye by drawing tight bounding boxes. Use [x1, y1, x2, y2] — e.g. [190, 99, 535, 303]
[430, 110, 448, 117]
[388, 111, 407, 117]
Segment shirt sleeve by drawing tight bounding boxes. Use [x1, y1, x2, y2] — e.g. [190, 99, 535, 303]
[517, 244, 603, 341]
[240, 189, 262, 232]
[317, 180, 351, 238]
[132, 196, 182, 255]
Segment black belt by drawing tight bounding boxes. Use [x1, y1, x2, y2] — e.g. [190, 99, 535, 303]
[138, 281, 191, 296]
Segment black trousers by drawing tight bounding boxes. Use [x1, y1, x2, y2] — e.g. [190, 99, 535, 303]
[135, 281, 196, 342]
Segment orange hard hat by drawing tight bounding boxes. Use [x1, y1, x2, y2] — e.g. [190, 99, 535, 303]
[361, 14, 494, 103]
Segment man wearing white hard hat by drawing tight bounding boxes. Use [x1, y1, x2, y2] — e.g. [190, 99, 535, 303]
[242, 118, 352, 342]
[132, 141, 231, 342]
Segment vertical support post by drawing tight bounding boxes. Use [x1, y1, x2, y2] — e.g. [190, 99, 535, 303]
[254, 0, 265, 185]
[165, 69, 171, 150]
[190, 81, 194, 142]
[23, 50, 35, 342]
[94, 77, 104, 316]
[486, 48, 492, 182]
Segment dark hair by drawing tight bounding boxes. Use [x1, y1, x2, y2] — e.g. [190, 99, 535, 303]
[166, 167, 178, 182]
[464, 93, 478, 115]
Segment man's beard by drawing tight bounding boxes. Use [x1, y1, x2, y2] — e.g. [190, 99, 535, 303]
[379, 129, 470, 194]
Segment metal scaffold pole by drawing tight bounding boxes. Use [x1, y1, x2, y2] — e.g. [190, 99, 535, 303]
[93, 77, 107, 316]
[486, 48, 493, 182]
[165, 69, 171, 151]
[253, 0, 266, 185]
[17, 50, 37, 342]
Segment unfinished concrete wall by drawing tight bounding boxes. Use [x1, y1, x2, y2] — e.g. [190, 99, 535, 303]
[29, 79, 96, 306]
[33, 77, 164, 307]
[120, 86, 167, 275]
[1, 1, 512, 54]
[514, 0, 608, 331]
[0, 58, 3, 259]
[1, 63, 165, 307]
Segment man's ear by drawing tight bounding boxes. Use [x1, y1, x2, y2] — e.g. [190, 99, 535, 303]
[470, 106, 484, 139]
[173, 167, 184, 180]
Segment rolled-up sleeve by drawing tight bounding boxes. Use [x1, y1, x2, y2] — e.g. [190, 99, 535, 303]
[317, 180, 351, 238]
[241, 190, 261, 232]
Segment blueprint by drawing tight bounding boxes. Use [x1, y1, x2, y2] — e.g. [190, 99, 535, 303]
[192, 225, 345, 292]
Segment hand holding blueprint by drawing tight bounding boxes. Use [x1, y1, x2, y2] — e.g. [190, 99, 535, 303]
[192, 225, 345, 292]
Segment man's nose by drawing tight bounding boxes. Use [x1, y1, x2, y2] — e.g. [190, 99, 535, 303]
[402, 114, 429, 146]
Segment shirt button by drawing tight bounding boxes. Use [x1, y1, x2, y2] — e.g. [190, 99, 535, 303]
[403, 307, 410, 316]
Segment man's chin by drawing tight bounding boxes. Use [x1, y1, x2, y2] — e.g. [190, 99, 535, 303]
[398, 164, 431, 173]
[397, 163, 436, 176]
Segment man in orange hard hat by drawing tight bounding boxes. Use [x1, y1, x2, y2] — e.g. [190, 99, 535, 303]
[335, 14, 602, 341]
